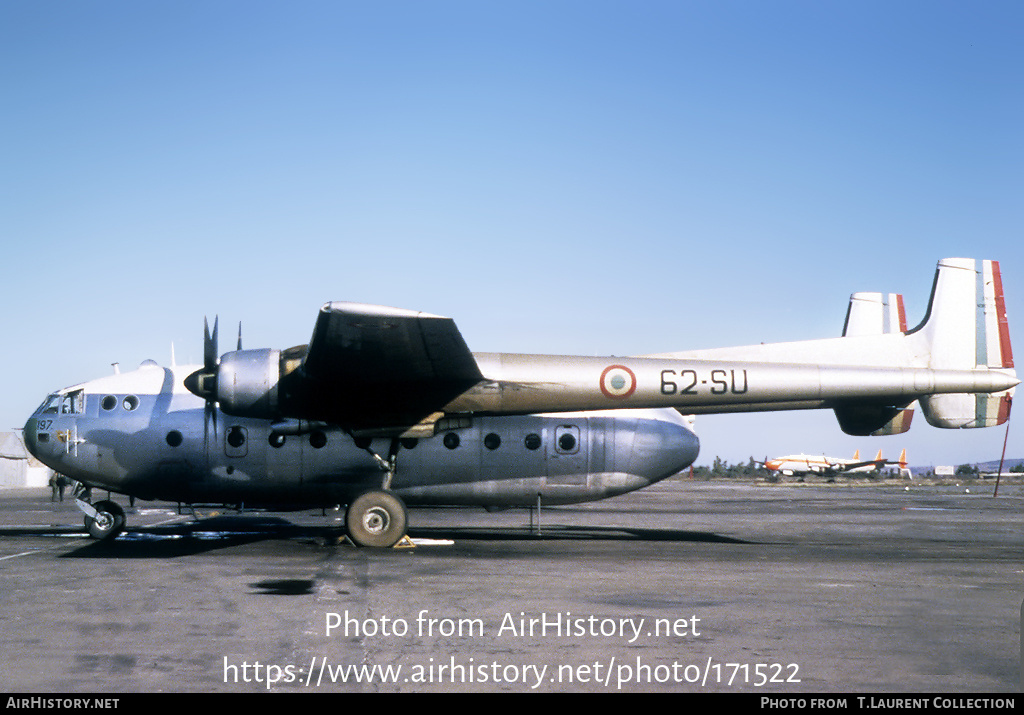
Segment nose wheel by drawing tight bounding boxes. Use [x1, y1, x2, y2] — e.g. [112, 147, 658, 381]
[345, 490, 408, 548]
[79, 499, 126, 541]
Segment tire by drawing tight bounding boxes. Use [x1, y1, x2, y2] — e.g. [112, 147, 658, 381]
[85, 499, 126, 541]
[345, 491, 408, 548]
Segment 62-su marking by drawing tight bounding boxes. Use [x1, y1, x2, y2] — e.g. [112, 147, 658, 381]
[660, 369, 749, 396]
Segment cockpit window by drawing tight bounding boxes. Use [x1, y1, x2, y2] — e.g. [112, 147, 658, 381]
[37, 390, 85, 415]
[37, 394, 61, 415]
[61, 389, 85, 414]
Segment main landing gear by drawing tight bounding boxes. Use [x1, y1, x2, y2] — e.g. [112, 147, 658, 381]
[344, 436, 410, 548]
[344, 490, 409, 548]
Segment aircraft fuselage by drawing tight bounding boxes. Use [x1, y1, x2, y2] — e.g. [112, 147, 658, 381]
[23, 363, 699, 511]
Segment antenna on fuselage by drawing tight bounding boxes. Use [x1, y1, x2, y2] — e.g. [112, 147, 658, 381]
[111, 362, 120, 375]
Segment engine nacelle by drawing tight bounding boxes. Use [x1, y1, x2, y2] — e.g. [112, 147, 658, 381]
[216, 348, 281, 418]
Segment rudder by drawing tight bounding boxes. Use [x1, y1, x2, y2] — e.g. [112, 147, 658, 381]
[914, 259, 1015, 428]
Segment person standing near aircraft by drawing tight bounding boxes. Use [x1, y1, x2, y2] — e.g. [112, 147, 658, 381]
[49, 473, 67, 502]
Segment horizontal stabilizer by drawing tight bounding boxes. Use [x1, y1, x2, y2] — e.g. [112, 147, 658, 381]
[834, 404, 914, 436]
[866, 407, 914, 436]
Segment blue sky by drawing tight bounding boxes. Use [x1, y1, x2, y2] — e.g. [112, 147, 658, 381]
[3, 1, 1021, 467]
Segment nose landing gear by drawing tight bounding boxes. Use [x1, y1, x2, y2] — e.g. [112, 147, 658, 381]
[77, 498, 126, 541]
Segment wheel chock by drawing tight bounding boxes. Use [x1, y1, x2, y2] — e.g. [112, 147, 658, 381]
[392, 535, 416, 549]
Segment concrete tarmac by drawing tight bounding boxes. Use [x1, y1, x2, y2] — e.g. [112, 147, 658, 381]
[0, 478, 1020, 693]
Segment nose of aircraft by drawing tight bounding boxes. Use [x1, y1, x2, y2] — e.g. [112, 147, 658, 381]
[22, 415, 38, 458]
[629, 411, 700, 481]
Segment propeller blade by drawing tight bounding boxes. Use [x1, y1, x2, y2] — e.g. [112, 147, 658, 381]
[186, 316, 220, 400]
[204, 316, 219, 372]
[206, 400, 218, 440]
[187, 316, 223, 451]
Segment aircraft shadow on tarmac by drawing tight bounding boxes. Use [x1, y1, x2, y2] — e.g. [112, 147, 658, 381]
[35, 515, 749, 559]
[56, 515, 332, 558]
[409, 525, 749, 544]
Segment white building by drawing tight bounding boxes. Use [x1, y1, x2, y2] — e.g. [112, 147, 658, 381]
[0, 432, 53, 488]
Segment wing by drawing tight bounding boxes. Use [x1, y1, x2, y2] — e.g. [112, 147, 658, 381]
[285, 302, 483, 429]
[831, 460, 885, 472]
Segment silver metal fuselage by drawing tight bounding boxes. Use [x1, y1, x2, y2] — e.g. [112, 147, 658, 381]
[23, 363, 699, 510]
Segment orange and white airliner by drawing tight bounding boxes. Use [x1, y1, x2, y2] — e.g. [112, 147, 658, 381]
[762, 449, 908, 477]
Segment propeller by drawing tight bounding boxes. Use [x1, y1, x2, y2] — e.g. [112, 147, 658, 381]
[184, 316, 220, 449]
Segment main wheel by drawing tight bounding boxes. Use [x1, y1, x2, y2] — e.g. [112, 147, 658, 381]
[85, 500, 126, 541]
[345, 491, 408, 548]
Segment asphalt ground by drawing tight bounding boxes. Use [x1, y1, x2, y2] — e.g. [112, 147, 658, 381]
[0, 478, 1021, 694]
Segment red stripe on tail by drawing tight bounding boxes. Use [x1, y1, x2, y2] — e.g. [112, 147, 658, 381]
[991, 261, 1014, 368]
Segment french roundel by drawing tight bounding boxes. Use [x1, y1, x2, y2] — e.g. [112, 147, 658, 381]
[599, 364, 637, 399]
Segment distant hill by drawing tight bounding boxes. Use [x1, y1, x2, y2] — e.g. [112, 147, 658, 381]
[907, 458, 1023, 476]
[975, 458, 1024, 473]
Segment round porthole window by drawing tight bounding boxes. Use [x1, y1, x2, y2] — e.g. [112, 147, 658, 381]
[101, 395, 117, 411]
[443, 432, 460, 450]
[227, 426, 246, 449]
[166, 430, 183, 447]
[123, 395, 139, 411]
[310, 431, 327, 449]
[524, 433, 541, 450]
[484, 433, 501, 450]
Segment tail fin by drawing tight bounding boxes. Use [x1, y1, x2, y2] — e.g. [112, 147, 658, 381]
[836, 292, 915, 435]
[843, 292, 907, 337]
[913, 259, 1015, 428]
[896, 449, 910, 478]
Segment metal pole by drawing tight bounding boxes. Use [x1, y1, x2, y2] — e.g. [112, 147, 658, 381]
[994, 396, 1012, 498]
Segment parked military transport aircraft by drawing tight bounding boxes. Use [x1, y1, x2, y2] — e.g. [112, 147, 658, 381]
[761, 449, 908, 477]
[22, 258, 1016, 547]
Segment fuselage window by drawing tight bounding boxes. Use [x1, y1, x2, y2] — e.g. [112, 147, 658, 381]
[166, 431, 183, 447]
[484, 433, 501, 450]
[310, 430, 327, 449]
[558, 432, 577, 453]
[101, 395, 117, 411]
[524, 433, 542, 450]
[269, 433, 286, 448]
[227, 426, 246, 449]
[443, 432, 460, 450]
[123, 395, 139, 411]
[400, 438, 418, 449]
